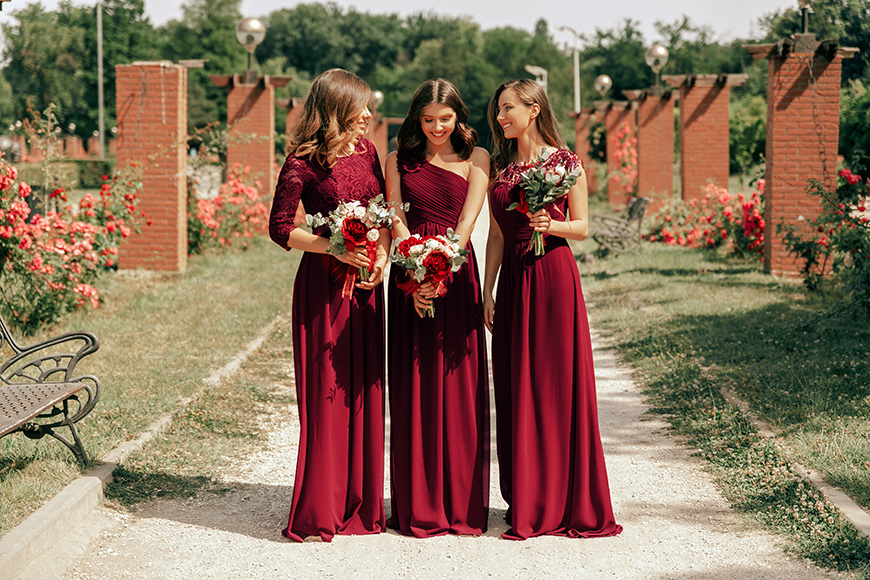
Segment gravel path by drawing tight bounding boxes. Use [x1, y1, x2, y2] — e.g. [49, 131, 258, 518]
[16, 321, 852, 580]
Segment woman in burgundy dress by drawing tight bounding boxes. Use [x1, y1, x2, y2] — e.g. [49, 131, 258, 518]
[483, 79, 622, 540]
[385, 79, 490, 537]
[269, 69, 390, 542]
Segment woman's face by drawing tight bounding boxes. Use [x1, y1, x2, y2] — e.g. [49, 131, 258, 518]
[419, 103, 456, 148]
[351, 107, 372, 141]
[496, 88, 538, 140]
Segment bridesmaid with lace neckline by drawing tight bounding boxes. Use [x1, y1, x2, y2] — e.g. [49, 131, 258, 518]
[268, 69, 390, 542]
[385, 78, 491, 537]
[483, 79, 623, 540]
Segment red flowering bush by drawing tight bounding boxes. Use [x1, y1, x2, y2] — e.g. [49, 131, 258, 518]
[0, 157, 144, 333]
[644, 181, 765, 258]
[611, 121, 638, 196]
[187, 164, 270, 255]
[779, 166, 870, 311]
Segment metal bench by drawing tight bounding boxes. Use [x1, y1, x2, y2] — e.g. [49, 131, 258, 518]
[0, 314, 101, 464]
[592, 196, 650, 254]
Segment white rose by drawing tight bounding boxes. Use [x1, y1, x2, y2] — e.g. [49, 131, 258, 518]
[366, 229, 380, 242]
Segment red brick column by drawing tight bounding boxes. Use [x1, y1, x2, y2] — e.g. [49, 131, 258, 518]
[625, 90, 674, 211]
[227, 77, 276, 192]
[115, 61, 188, 271]
[64, 136, 86, 159]
[665, 75, 745, 200]
[573, 108, 597, 195]
[283, 97, 304, 144]
[745, 38, 855, 275]
[87, 136, 100, 156]
[602, 101, 636, 209]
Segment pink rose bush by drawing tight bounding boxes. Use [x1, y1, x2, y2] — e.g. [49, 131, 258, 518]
[187, 164, 270, 255]
[0, 156, 144, 333]
[644, 181, 765, 258]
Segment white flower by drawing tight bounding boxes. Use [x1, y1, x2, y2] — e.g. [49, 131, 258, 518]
[353, 205, 367, 219]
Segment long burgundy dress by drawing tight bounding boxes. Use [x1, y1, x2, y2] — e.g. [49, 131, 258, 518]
[269, 138, 386, 542]
[388, 153, 489, 537]
[489, 148, 621, 541]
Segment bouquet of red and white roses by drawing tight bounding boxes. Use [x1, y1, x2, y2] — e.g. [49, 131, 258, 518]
[508, 149, 583, 256]
[390, 229, 468, 317]
[307, 194, 408, 295]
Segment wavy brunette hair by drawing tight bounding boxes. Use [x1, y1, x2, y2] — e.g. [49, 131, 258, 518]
[486, 79, 566, 173]
[396, 78, 477, 161]
[288, 68, 373, 168]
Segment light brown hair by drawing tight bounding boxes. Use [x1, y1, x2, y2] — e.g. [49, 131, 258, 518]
[289, 68, 372, 168]
[486, 79, 566, 173]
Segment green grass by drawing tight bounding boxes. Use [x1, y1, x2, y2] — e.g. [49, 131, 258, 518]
[0, 236, 299, 537]
[105, 316, 296, 507]
[576, 242, 870, 576]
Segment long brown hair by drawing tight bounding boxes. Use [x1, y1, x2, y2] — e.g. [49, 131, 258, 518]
[288, 68, 373, 168]
[486, 79, 565, 173]
[397, 78, 477, 160]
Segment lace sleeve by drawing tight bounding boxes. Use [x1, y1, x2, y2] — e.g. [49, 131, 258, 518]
[269, 155, 310, 250]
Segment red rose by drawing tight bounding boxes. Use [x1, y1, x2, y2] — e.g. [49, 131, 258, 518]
[423, 251, 451, 281]
[398, 238, 414, 256]
[341, 217, 368, 247]
[516, 192, 529, 214]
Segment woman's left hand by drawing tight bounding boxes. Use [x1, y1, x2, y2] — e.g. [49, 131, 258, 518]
[527, 208, 552, 233]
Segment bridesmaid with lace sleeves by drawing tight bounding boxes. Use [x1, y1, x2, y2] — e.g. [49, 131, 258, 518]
[268, 69, 389, 542]
[483, 79, 622, 540]
[385, 79, 490, 537]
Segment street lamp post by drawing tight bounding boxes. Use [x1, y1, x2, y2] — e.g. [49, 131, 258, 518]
[235, 17, 266, 84]
[96, 0, 104, 158]
[593, 74, 612, 99]
[557, 25, 581, 114]
[798, 0, 813, 33]
[524, 64, 548, 95]
[645, 43, 669, 94]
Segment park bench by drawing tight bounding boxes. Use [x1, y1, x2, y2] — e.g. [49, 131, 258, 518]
[591, 196, 650, 255]
[0, 313, 101, 465]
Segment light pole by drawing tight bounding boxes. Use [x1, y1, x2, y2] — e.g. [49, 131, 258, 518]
[235, 17, 266, 84]
[524, 64, 548, 95]
[645, 43, 669, 94]
[97, 0, 104, 158]
[557, 26, 581, 114]
[798, 0, 813, 33]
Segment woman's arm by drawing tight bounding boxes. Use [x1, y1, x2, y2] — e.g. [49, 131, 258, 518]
[385, 152, 411, 241]
[482, 200, 504, 333]
[453, 147, 490, 247]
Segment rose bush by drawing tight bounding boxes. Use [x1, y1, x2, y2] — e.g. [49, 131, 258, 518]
[644, 181, 765, 258]
[0, 156, 144, 333]
[187, 163, 269, 255]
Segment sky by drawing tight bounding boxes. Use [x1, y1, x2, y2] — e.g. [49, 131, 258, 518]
[0, 0, 801, 44]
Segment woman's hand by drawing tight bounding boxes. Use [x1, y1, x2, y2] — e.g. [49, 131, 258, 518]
[483, 293, 495, 333]
[335, 245, 372, 270]
[417, 281, 439, 299]
[412, 288, 433, 318]
[527, 208, 552, 233]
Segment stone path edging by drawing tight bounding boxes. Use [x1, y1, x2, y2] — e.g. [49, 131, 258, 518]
[720, 386, 870, 539]
[0, 314, 285, 580]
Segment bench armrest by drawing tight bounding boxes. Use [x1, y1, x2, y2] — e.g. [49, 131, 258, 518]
[0, 330, 100, 384]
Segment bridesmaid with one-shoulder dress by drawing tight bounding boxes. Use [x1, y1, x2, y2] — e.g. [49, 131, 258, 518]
[268, 69, 390, 542]
[483, 79, 622, 540]
[385, 79, 491, 537]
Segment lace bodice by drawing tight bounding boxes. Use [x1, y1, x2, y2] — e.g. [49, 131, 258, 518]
[269, 138, 385, 248]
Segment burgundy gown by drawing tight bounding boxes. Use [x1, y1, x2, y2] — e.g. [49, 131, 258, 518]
[387, 153, 489, 537]
[489, 148, 622, 541]
[269, 138, 386, 542]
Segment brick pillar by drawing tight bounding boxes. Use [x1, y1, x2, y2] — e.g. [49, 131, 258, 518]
[664, 74, 747, 200]
[625, 90, 674, 211]
[283, 97, 304, 143]
[366, 114, 389, 169]
[64, 136, 86, 159]
[14, 136, 27, 161]
[87, 136, 99, 156]
[227, 76, 276, 192]
[573, 108, 597, 195]
[115, 61, 188, 272]
[602, 101, 636, 209]
[745, 37, 856, 276]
